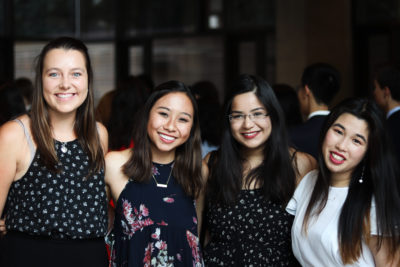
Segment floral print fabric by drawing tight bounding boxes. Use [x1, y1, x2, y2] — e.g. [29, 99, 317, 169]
[111, 162, 203, 267]
[203, 189, 300, 267]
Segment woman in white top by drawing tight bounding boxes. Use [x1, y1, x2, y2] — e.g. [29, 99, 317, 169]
[287, 98, 400, 266]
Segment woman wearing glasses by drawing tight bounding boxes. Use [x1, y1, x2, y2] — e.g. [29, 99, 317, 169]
[199, 74, 316, 266]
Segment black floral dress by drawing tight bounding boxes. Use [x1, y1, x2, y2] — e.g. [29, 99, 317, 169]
[203, 189, 300, 266]
[111, 162, 203, 267]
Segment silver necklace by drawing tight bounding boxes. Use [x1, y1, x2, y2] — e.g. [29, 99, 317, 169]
[152, 165, 173, 188]
[60, 142, 68, 153]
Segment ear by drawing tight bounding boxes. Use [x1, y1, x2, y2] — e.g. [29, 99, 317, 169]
[383, 86, 392, 99]
[304, 85, 312, 97]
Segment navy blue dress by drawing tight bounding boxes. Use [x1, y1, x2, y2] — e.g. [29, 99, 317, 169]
[111, 162, 203, 267]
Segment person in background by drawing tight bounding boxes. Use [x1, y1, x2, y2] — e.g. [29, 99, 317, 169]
[105, 80, 204, 266]
[0, 37, 109, 267]
[191, 80, 221, 158]
[289, 63, 340, 159]
[373, 66, 400, 164]
[200, 74, 316, 266]
[287, 98, 400, 266]
[14, 77, 34, 111]
[273, 83, 303, 128]
[0, 81, 27, 126]
[107, 75, 149, 151]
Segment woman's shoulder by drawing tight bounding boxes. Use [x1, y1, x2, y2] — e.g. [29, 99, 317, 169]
[105, 149, 131, 168]
[290, 148, 318, 184]
[0, 114, 31, 143]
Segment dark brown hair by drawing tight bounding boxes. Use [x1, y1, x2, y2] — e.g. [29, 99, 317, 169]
[123, 80, 203, 198]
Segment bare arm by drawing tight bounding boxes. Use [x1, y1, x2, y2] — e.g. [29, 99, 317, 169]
[104, 150, 131, 203]
[196, 160, 209, 237]
[0, 120, 29, 235]
[368, 236, 400, 267]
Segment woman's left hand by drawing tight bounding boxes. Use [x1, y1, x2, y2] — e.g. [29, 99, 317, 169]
[0, 219, 6, 236]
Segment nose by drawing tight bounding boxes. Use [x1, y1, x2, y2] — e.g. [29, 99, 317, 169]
[335, 137, 348, 151]
[242, 115, 255, 128]
[59, 75, 71, 90]
[164, 117, 176, 132]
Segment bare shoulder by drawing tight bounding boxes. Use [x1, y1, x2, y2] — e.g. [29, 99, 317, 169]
[105, 149, 131, 172]
[96, 121, 108, 152]
[291, 148, 317, 184]
[96, 121, 108, 137]
[201, 159, 209, 183]
[0, 116, 28, 145]
[104, 149, 131, 200]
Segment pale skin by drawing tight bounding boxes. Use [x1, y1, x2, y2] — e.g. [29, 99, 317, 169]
[322, 113, 399, 266]
[0, 48, 109, 235]
[197, 92, 317, 245]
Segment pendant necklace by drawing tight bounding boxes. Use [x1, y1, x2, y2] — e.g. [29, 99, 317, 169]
[152, 164, 173, 188]
[60, 142, 68, 153]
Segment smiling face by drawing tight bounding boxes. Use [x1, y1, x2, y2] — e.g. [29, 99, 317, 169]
[322, 113, 369, 187]
[147, 92, 194, 163]
[42, 48, 88, 118]
[230, 92, 271, 153]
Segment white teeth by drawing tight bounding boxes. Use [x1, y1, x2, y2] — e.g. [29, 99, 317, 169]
[160, 133, 175, 141]
[243, 132, 256, 136]
[332, 153, 344, 161]
[57, 94, 73, 98]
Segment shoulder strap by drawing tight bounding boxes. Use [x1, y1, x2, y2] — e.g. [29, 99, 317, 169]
[13, 119, 36, 164]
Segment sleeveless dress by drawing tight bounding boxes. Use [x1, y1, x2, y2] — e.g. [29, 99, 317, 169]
[203, 189, 300, 267]
[111, 161, 203, 267]
[3, 120, 109, 267]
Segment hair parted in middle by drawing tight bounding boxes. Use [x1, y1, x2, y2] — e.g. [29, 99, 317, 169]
[207, 74, 297, 205]
[30, 36, 104, 174]
[303, 97, 400, 264]
[122, 80, 203, 198]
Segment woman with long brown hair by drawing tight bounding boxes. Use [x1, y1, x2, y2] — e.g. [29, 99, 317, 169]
[0, 37, 109, 267]
[105, 80, 204, 266]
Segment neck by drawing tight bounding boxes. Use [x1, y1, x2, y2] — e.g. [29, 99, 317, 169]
[308, 101, 329, 115]
[386, 101, 400, 114]
[242, 147, 264, 170]
[151, 146, 176, 164]
[49, 112, 77, 141]
[330, 173, 351, 187]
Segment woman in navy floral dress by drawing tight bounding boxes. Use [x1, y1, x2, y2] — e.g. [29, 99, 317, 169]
[105, 81, 204, 266]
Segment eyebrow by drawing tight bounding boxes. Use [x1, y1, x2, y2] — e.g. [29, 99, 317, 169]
[231, 107, 265, 113]
[156, 106, 192, 118]
[333, 123, 367, 143]
[45, 67, 85, 72]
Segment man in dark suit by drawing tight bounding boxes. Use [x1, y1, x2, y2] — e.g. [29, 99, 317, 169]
[373, 66, 400, 163]
[289, 63, 340, 159]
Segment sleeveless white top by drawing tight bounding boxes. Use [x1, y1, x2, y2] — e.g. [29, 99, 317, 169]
[286, 170, 377, 267]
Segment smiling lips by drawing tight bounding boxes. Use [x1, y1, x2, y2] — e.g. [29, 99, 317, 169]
[55, 93, 75, 100]
[242, 131, 259, 139]
[329, 151, 346, 164]
[159, 133, 176, 143]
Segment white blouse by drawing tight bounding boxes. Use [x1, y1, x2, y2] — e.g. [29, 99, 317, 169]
[286, 170, 377, 267]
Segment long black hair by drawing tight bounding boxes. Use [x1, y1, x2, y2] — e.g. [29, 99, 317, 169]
[303, 97, 400, 263]
[122, 80, 203, 198]
[207, 74, 296, 205]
